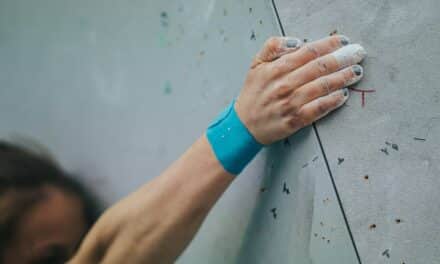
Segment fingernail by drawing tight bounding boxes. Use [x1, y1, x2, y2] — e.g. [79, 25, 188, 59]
[285, 37, 300, 48]
[333, 88, 349, 108]
[339, 35, 350, 46]
[332, 44, 367, 68]
[343, 88, 349, 98]
[352, 64, 363, 76]
[345, 65, 364, 86]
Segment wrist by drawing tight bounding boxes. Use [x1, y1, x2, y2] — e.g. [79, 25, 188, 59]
[206, 100, 263, 175]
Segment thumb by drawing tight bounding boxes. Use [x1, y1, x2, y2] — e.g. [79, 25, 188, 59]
[251, 36, 302, 68]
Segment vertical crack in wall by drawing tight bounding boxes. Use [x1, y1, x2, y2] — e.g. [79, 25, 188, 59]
[270, 1, 362, 263]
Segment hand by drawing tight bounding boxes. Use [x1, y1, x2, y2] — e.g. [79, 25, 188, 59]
[235, 35, 366, 145]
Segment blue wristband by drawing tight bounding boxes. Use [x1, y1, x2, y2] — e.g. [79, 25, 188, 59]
[206, 100, 263, 175]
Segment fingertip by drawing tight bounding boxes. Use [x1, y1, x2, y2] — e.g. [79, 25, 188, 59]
[340, 88, 350, 105]
[352, 64, 363, 76]
[332, 44, 367, 68]
[338, 35, 351, 46]
[330, 88, 349, 107]
[346, 64, 364, 86]
[342, 87, 350, 99]
[284, 37, 302, 49]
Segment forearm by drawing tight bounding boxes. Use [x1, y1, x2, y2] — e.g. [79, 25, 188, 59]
[71, 34, 365, 264]
[71, 134, 233, 263]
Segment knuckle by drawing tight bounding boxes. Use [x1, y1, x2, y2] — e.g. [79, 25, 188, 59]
[316, 99, 329, 116]
[319, 77, 331, 95]
[330, 35, 342, 48]
[314, 58, 330, 74]
[266, 37, 281, 52]
[279, 97, 299, 117]
[290, 88, 301, 100]
[333, 95, 344, 108]
[265, 36, 278, 46]
[274, 89, 289, 101]
[341, 68, 354, 84]
[268, 60, 288, 77]
[285, 112, 304, 130]
[276, 81, 290, 93]
[304, 44, 320, 59]
[336, 72, 348, 87]
[285, 74, 302, 89]
[279, 98, 291, 116]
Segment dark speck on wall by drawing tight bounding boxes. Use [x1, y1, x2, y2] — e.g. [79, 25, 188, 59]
[250, 30, 256, 40]
[160, 11, 169, 27]
[259, 19, 263, 25]
[302, 163, 308, 168]
[386, 141, 399, 151]
[249, 7, 253, 13]
[382, 249, 390, 258]
[380, 148, 389, 155]
[337, 157, 344, 165]
[163, 81, 172, 95]
[282, 182, 290, 194]
[388, 65, 399, 82]
[312, 156, 319, 162]
[178, 4, 184, 13]
[414, 137, 426, 141]
[270, 207, 277, 219]
[329, 29, 338, 36]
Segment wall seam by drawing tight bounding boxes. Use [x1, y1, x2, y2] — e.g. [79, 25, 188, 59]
[270, 1, 362, 263]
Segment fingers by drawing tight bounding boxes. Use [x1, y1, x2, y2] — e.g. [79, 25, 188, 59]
[291, 88, 349, 129]
[291, 65, 363, 107]
[283, 43, 366, 91]
[267, 35, 349, 78]
[251, 36, 302, 68]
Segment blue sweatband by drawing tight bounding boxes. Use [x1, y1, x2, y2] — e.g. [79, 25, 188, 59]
[206, 100, 263, 175]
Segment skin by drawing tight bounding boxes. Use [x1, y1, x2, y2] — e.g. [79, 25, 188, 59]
[62, 35, 364, 263]
[2, 186, 87, 264]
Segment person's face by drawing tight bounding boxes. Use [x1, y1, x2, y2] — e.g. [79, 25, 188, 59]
[2, 185, 87, 264]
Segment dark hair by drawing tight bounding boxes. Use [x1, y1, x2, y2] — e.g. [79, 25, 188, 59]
[0, 140, 102, 259]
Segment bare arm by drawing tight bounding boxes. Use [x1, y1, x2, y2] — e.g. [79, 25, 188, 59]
[70, 135, 232, 263]
[70, 35, 365, 263]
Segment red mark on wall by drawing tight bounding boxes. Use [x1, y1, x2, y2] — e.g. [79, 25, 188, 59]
[349, 87, 376, 107]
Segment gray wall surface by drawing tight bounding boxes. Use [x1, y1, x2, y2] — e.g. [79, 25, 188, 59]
[0, 0, 274, 262]
[1, 0, 438, 263]
[275, 0, 440, 263]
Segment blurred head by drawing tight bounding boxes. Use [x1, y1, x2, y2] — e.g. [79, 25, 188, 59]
[0, 141, 101, 264]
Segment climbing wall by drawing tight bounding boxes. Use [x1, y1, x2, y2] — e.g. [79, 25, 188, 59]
[275, 0, 440, 263]
[1, 0, 438, 263]
[0, 0, 311, 263]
